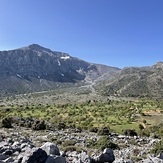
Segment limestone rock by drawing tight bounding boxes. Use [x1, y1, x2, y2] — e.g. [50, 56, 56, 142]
[41, 142, 60, 156]
[45, 155, 66, 163]
[96, 148, 115, 163]
[21, 148, 47, 163]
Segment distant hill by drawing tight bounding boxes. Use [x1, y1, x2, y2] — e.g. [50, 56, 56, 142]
[95, 62, 163, 98]
[0, 44, 119, 96]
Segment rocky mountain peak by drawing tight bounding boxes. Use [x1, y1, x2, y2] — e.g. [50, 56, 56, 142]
[19, 44, 56, 57]
[0, 44, 120, 96]
[152, 61, 163, 71]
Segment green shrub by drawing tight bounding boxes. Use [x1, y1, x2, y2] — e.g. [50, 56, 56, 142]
[97, 127, 110, 135]
[32, 120, 46, 130]
[124, 129, 137, 136]
[88, 136, 119, 150]
[1, 117, 12, 128]
[96, 136, 119, 150]
[89, 127, 98, 133]
[151, 140, 163, 155]
[141, 129, 150, 137]
[57, 122, 66, 130]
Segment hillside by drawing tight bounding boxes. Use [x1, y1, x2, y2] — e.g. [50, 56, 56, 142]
[95, 62, 163, 98]
[0, 44, 119, 96]
[0, 44, 162, 98]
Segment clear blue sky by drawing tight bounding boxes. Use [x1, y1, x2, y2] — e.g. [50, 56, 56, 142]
[0, 0, 163, 68]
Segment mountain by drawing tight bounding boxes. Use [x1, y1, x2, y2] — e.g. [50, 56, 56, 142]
[0, 44, 120, 96]
[1, 44, 162, 98]
[95, 62, 163, 98]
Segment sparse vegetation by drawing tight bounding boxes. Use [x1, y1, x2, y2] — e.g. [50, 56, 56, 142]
[84, 135, 119, 151]
[0, 92, 163, 136]
[151, 140, 163, 155]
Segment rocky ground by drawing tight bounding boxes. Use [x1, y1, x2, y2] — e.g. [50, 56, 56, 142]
[0, 127, 163, 163]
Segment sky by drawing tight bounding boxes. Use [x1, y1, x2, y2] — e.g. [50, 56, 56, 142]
[0, 0, 163, 68]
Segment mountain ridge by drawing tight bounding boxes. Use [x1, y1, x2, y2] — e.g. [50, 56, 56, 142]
[0, 44, 120, 96]
[0, 44, 162, 98]
[95, 61, 163, 98]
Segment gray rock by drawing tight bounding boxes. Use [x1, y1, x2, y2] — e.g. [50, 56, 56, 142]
[4, 157, 14, 163]
[41, 142, 60, 156]
[80, 152, 92, 163]
[0, 147, 9, 154]
[45, 155, 66, 163]
[114, 158, 134, 163]
[21, 143, 28, 149]
[160, 152, 163, 160]
[143, 158, 163, 163]
[13, 147, 21, 153]
[21, 147, 47, 163]
[143, 154, 163, 163]
[0, 154, 9, 161]
[16, 153, 24, 163]
[3, 149, 13, 156]
[97, 148, 115, 163]
[12, 142, 20, 147]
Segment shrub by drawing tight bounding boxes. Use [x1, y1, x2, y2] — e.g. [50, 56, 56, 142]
[151, 140, 163, 155]
[97, 136, 119, 150]
[141, 129, 150, 137]
[139, 124, 145, 131]
[89, 127, 98, 133]
[89, 136, 119, 150]
[97, 127, 110, 135]
[124, 129, 137, 136]
[32, 120, 46, 130]
[57, 122, 66, 130]
[1, 117, 12, 128]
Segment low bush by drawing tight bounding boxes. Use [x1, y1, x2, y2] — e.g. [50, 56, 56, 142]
[57, 122, 66, 130]
[1, 117, 12, 128]
[89, 127, 98, 133]
[86, 136, 119, 150]
[97, 126, 110, 135]
[32, 120, 46, 130]
[96, 136, 119, 150]
[124, 129, 137, 136]
[151, 140, 163, 155]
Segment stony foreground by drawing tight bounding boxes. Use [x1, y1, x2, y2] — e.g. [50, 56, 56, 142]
[0, 127, 163, 163]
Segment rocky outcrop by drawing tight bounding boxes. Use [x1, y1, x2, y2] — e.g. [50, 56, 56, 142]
[40, 142, 60, 156]
[0, 137, 114, 163]
[21, 148, 47, 163]
[0, 127, 162, 163]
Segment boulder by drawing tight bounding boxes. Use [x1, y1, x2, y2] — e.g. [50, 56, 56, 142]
[0, 154, 9, 161]
[4, 157, 14, 163]
[21, 148, 47, 163]
[160, 152, 163, 160]
[96, 148, 115, 163]
[3, 149, 13, 156]
[45, 155, 66, 163]
[41, 142, 60, 156]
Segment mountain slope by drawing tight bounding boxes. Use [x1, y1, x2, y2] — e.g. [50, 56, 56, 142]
[96, 62, 163, 98]
[0, 44, 120, 96]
